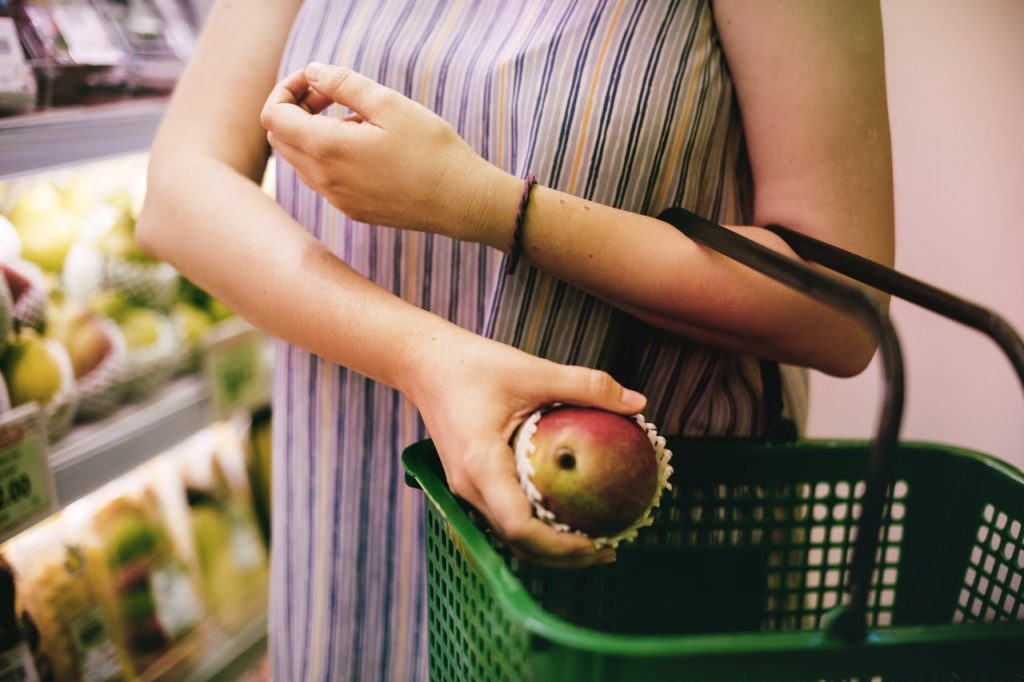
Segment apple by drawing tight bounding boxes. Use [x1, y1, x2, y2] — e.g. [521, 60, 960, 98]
[1, 328, 63, 407]
[6, 183, 62, 231]
[88, 289, 131, 322]
[0, 263, 32, 303]
[519, 406, 660, 539]
[172, 302, 213, 347]
[60, 177, 96, 218]
[208, 298, 234, 322]
[49, 307, 113, 379]
[120, 308, 162, 350]
[18, 210, 78, 273]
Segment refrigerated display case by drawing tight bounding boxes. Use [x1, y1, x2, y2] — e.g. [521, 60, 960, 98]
[0, 84, 273, 680]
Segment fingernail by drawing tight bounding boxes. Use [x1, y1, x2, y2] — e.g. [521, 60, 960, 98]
[598, 550, 617, 565]
[306, 62, 327, 82]
[622, 388, 646, 411]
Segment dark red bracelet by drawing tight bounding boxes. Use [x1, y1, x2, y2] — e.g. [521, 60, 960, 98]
[504, 173, 537, 276]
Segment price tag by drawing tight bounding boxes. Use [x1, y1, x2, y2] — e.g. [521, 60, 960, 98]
[204, 319, 272, 420]
[0, 405, 56, 543]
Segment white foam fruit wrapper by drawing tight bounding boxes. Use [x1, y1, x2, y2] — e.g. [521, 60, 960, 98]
[117, 315, 184, 402]
[514, 409, 674, 550]
[74, 318, 128, 421]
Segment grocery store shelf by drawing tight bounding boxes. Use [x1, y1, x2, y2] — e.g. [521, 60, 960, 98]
[49, 375, 214, 507]
[175, 614, 268, 682]
[136, 612, 268, 682]
[0, 98, 167, 178]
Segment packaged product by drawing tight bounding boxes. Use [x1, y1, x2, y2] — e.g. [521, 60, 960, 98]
[4, 515, 124, 682]
[180, 425, 267, 632]
[0, 556, 41, 682]
[78, 470, 206, 675]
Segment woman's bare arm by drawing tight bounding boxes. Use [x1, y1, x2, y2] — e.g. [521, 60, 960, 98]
[137, 0, 643, 568]
[262, 2, 894, 378]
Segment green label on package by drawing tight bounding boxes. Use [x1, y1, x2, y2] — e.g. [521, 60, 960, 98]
[0, 406, 55, 542]
[205, 321, 271, 420]
[70, 608, 124, 682]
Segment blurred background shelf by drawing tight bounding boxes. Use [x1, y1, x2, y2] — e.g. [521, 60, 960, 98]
[0, 97, 168, 179]
[139, 613, 269, 682]
[49, 373, 268, 508]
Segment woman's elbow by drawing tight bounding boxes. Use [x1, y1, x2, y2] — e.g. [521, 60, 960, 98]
[135, 162, 174, 261]
[818, 324, 878, 378]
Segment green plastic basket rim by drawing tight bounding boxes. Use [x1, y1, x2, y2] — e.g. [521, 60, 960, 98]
[402, 438, 1024, 658]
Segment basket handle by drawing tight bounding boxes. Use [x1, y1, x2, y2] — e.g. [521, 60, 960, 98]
[657, 208, 903, 642]
[764, 223, 1024, 392]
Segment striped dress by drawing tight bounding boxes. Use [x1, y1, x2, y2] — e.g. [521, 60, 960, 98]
[271, 1, 802, 679]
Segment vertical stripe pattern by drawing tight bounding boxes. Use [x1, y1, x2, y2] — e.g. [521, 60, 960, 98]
[270, 1, 780, 679]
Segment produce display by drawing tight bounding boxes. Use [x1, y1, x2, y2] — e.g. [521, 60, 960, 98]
[3, 517, 125, 682]
[514, 405, 674, 548]
[1, 417, 270, 681]
[0, 557, 42, 682]
[0, 156, 237, 439]
[181, 424, 267, 632]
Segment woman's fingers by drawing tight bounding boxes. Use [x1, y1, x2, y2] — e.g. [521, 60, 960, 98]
[468, 442, 607, 568]
[304, 62, 401, 127]
[536, 364, 647, 416]
[266, 132, 329, 194]
[261, 79, 358, 150]
[273, 68, 335, 114]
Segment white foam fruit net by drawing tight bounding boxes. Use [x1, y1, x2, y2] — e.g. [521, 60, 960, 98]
[513, 409, 674, 550]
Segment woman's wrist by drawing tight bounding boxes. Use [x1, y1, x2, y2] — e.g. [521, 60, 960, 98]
[394, 317, 473, 405]
[447, 163, 523, 250]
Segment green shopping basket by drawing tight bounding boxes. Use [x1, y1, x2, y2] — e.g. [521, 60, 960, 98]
[401, 209, 1024, 681]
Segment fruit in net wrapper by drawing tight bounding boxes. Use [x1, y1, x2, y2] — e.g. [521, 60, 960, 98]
[47, 304, 127, 421]
[63, 206, 179, 313]
[513, 405, 673, 549]
[0, 328, 78, 442]
[115, 309, 183, 402]
[2, 260, 49, 332]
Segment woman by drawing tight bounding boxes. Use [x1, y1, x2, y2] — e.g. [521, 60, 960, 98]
[138, 1, 893, 678]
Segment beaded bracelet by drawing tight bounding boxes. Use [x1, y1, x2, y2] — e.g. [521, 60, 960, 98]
[504, 173, 537, 276]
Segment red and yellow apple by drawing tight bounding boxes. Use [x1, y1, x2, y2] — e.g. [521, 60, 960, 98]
[518, 405, 662, 539]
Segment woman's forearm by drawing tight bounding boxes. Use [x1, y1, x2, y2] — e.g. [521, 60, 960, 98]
[474, 176, 876, 378]
[137, 156, 457, 393]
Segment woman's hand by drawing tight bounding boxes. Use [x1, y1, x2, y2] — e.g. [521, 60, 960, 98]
[260, 63, 520, 247]
[400, 327, 648, 569]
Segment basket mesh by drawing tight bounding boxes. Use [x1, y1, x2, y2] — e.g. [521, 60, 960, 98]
[427, 510, 529, 681]
[417, 443, 1024, 681]
[489, 477, 908, 635]
[955, 504, 1024, 624]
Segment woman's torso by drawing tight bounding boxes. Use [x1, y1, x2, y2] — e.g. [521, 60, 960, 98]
[276, 0, 771, 436]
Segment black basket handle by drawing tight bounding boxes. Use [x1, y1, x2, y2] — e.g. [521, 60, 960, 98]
[659, 208, 1024, 641]
[764, 223, 1024, 392]
[658, 208, 903, 643]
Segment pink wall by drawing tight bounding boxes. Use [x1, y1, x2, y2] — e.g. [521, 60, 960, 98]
[805, 0, 1024, 468]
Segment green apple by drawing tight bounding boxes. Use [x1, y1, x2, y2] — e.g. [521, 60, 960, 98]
[7, 183, 62, 232]
[88, 290, 130, 322]
[1, 329, 64, 407]
[523, 406, 659, 538]
[18, 210, 79, 273]
[96, 207, 153, 263]
[173, 302, 213, 347]
[208, 298, 234, 321]
[120, 308, 162, 350]
[61, 177, 96, 218]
